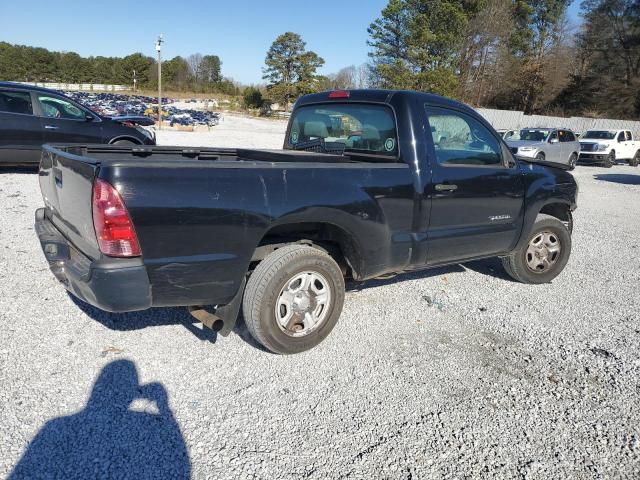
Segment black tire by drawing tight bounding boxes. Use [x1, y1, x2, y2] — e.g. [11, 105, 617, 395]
[604, 150, 615, 168]
[535, 152, 545, 161]
[629, 151, 640, 167]
[502, 214, 572, 284]
[242, 245, 345, 354]
[568, 153, 578, 170]
[112, 139, 137, 146]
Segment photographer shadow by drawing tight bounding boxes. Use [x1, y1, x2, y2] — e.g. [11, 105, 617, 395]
[10, 360, 191, 480]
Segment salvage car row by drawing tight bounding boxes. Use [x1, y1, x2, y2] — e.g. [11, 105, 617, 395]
[64, 91, 221, 127]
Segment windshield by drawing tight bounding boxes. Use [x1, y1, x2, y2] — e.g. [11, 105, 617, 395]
[287, 103, 398, 157]
[519, 129, 551, 142]
[582, 130, 616, 140]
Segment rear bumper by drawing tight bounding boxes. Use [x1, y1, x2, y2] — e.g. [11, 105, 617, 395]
[35, 208, 152, 312]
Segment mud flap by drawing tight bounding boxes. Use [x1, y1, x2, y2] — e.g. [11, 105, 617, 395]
[187, 277, 246, 337]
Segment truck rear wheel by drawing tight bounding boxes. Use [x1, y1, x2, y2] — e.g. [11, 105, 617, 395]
[568, 153, 578, 170]
[502, 214, 571, 284]
[242, 245, 345, 354]
[629, 151, 640, 167]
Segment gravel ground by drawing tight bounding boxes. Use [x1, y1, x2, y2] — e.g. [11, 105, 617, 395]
[156, 114, 288, 149]
[1, 121, 639, 478]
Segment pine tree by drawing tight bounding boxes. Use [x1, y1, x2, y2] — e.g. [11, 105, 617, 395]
[263, 32, 324, 111]
[367, 0, 467, 96]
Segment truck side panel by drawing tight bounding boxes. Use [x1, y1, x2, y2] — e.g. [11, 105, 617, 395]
[98, 161, 416, 307]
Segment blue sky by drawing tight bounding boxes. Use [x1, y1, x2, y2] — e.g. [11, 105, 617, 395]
[3, 0, 580, 85]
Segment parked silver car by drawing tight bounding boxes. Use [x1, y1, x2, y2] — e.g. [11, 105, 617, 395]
[506, 128, 581, 169]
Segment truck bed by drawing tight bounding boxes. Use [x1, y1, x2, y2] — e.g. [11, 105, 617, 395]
[38, 143, 414, 311]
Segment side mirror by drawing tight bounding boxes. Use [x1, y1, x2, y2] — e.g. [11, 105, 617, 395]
[550, 138, 559, 144]
[85, 114, 94, 122]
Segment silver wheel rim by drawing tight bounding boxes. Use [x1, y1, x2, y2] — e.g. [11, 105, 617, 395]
[275, 271, 332, 337]
[526, 231, 561, 273]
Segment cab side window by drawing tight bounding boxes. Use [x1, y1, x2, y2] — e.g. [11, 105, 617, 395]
[617, 131, 626, 142]
[0, 90, 33, 115]
[36, 94, 87, 120]
[625, 131, 633, 141]
[425, 106, 502, 167]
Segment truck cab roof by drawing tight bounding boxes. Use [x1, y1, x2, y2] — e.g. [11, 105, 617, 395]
[295, 89, 480, 116]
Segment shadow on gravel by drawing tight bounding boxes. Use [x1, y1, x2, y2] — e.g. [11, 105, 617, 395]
[593, 173, 640, 185]
[346, 257, 513, 291]
[0, 167, 38, 174]
[462, 257, 514, 282]
[67, 257, 511, 353]
[9, 360, 190, 479]
[68, 294, 271, 351]
[69, 294, 219, 343]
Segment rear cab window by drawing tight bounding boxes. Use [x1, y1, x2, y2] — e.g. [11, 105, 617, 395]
[0, 90, 33, 115]
[286, 103, 398, 160]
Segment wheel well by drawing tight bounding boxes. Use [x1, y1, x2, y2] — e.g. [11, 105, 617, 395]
[252, 222, 359, 278]
[539, 203, 572, 232]
[108, 136, 142, 145]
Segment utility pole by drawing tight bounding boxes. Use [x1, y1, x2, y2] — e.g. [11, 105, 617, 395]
[156, 35, 163, 129]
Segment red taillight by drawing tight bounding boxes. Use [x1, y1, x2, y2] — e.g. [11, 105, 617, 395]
[92, 179, 141, 257]
[328, 90, 350, 99]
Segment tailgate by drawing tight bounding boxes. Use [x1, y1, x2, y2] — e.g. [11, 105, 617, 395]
[39, 145, 101, 259]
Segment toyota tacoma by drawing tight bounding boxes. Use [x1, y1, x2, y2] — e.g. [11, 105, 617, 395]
[35, 90, 578, 354]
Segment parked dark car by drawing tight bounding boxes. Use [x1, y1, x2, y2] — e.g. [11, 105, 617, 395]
[35, 89, 577, 354]
[0, 82, 155, 167]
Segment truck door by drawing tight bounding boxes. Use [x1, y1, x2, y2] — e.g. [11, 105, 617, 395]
[615, 131, 626, 159]
[423, 105, 525, 265]
[0, 88, 43, 165]
[559, 130, 576, 164]
[625, 131, 634, 158]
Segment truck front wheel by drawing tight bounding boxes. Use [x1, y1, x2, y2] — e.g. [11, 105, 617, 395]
[604, 151, 615, 168]
[502, 214, 572, 284]
[242, 245, 345, 354]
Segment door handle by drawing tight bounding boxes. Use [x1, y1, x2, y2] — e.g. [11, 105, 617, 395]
[44, 125, 59, 130]
[435, 184, 458, 192]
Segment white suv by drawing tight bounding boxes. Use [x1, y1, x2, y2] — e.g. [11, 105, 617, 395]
[579, 130, 640, 168]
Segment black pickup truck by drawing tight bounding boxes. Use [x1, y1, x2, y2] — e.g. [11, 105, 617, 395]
[35, 90, 577, 354]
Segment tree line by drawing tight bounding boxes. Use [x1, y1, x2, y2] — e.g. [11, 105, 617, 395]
[261, 1, 640, 119]
[0, 42, 238, 95]
[2, 1, 638, 118]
